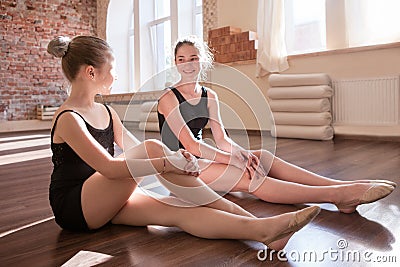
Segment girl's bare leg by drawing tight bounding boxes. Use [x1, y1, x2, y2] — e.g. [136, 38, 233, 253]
[156, 172, 255, 218]
[249, 177, 393, 209]
[81, 139, 252, 230]
[125, 139, 255, 217]
[111, 191, 320, 250]
[252, 149, 387, 186]
[197, 160, 393, 209]
[81, 173, 137, 229]
[81, 140, 172, 229]
[252, 149, 344, 186]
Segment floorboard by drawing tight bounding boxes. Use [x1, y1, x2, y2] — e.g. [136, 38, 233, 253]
[0, 129, 399, 266]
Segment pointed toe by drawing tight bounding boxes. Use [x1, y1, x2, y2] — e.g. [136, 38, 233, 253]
[360, 183, 395, 205]
[264, 206, 321, 247]
[337, 183, 395, 213]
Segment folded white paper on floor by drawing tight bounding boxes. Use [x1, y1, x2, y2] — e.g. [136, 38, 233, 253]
[61, 250, 113, 267]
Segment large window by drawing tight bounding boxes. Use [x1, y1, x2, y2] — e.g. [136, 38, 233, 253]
[134, 0, 203, 91]
[107, 0, 202, 93]
[284, 0, 400, 55]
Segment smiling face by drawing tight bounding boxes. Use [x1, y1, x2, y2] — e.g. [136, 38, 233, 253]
[175, 44, 201, 82]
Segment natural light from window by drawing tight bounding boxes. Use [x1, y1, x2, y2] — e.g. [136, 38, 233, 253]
[285, 0, 400, 55]
[155, 0, 170, 19]
[285, 0, 326, 55]
[347, 0, 400, 47]
[107, 0, 202, 93]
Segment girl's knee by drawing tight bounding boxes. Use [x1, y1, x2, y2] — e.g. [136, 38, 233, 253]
[254, 149, 273, 158]
[143, 139, 166, 157]
[256, 149, 275, 168]
[144, 139, 163, 148]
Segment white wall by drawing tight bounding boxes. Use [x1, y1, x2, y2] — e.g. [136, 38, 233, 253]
[209, 64, 271, 131]
[217, 0, 258, 31]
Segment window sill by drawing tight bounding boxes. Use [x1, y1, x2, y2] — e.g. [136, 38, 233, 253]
[218, 42, 400, 66]
[95, 91, 163, 103]
[288, 42, 400, 59]
[216, 59, 256, 66]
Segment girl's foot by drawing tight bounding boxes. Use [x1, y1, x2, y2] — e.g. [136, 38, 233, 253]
[335, 183, 395, 213]
[263, 206, 321, 250]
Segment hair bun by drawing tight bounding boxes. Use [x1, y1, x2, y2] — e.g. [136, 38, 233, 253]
[47, 36, 71, 58]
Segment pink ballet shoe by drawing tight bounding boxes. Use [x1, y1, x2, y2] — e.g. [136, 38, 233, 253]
[336, 183, 395, 213]
[263, 206, 321, 249]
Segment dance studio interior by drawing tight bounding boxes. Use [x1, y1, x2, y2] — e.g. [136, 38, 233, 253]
[1, 0, 399, 266]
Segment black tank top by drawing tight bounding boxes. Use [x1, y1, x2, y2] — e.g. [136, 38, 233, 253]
[158, 87, 209, 151]
[50, 104, 114, 192]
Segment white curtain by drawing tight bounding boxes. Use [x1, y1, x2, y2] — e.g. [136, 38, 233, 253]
[345, 0, 400, 47]
[256, 0, 289, 77]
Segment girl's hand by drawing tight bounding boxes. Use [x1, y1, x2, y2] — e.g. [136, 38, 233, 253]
[180, 149, 201, 176]
[229, 153, 248, 172]
[247, 152, 267, 177]
[164, 149, 201, 177]
[232, 148, 266, 179]
[230, 150, 257, 179]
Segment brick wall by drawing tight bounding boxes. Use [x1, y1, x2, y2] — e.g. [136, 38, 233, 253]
[208, 26, 258, 64]
[0, 0, 97, 120]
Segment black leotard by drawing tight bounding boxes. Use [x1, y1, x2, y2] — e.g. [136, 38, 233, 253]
[157, 87, 209, 151]
[49, 104, 114, 231]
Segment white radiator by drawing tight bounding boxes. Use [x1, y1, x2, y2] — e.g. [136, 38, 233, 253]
[332, 76, 400, 126]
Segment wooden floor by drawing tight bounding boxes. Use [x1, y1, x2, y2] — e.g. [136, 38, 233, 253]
[0, 129, 399, 266]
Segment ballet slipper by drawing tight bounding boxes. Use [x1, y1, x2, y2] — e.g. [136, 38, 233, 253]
[354, 179, 397, 188]
[336, 183, 395, 214]
[263, 206, 321, 250]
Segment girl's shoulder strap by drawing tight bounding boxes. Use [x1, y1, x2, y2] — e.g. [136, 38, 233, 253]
[103, 103, 113, 120]
[169, 87, 186, 103]
[50, 110, 86, 140]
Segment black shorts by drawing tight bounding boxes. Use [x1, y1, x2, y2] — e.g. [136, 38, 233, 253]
[50, 184, 89, 232]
